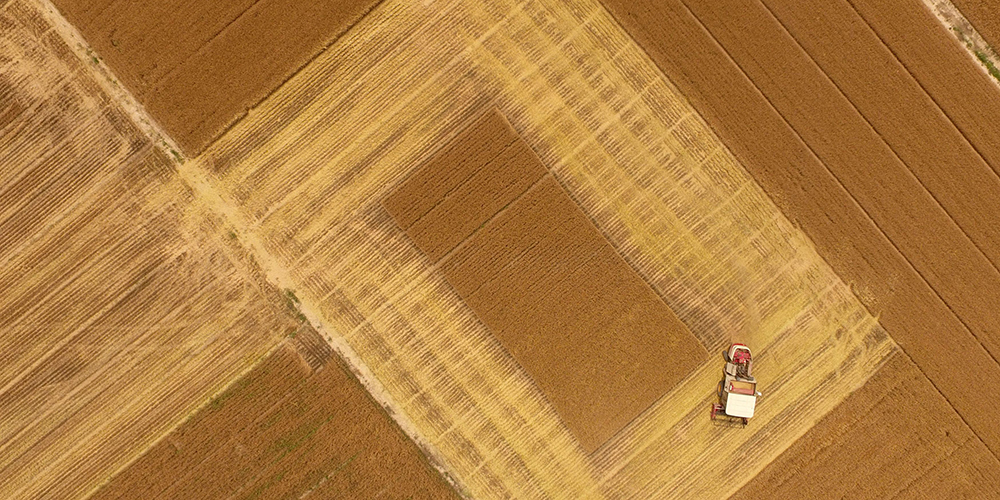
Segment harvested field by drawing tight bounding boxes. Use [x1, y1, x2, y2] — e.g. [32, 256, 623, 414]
[952, 0, 1000, 50]
[384, 109, 708, 452]
[0, 1, 294, 497]
[190, 0, 895, 496]
[49, 0, 382, 154]
[601, 0, 1000, 463]
[734, 351, 1000, 499]
[93, 335, 459, 500]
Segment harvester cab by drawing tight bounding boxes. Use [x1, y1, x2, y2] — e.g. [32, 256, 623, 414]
[711, 343, 762, 427]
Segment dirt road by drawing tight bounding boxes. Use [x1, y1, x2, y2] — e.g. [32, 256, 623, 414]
[952, 0, 1000, 49]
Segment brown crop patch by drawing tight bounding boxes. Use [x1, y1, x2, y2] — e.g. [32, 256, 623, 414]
[50, 0, 383, 155]
[92, 336, 458, 500]
[383, 109, 708, 452]
[733, 351, 997, 499]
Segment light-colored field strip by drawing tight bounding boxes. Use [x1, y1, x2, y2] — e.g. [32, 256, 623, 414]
[195, 0, 897, 497]
[923, 0, 1000, 86]
[0, 1, 292, 497]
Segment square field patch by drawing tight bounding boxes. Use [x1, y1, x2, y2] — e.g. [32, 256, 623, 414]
[383, 110, 708, 452]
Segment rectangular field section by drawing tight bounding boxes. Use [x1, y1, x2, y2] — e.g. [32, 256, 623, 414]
[93, 339, 458, 500]
[51, 0, 381, 154]
[383, 110, 708, 452]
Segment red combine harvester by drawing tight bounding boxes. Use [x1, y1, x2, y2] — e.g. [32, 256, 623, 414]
[711, 343, 761, 427]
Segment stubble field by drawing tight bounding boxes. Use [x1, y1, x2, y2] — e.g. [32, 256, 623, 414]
[93, 331, 458, 500]
[188, 0, 894, 497]
[0, 2, 294, 496]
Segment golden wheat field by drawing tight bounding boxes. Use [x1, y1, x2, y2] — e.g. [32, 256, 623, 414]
[5, 0, 1000, 497]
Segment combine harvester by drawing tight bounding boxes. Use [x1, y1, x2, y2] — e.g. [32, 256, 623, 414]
[711, 343, 761, 427]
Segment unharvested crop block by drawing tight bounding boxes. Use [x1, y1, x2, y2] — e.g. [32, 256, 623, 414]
[384, 109, 708, 452]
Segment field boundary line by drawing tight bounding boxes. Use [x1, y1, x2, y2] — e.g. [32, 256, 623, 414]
[253, 0, 528, 227]
[921, 0, 1000, 90]
[829, 0, 1000, 273]
[174, 160, 469, 498]
[25, 0, 187, 164]
[77, 341, 289, 500]
[188, 0, 391, 156]
[144, 0, 268, 94]
[154, 346, 303, 500]
[3, 279, 238, 497]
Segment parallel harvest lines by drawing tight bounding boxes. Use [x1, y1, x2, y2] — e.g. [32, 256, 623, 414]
[0, 2, 294, 497]
[194, 0, 895, 497]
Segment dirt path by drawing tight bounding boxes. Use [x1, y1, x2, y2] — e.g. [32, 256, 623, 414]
[950, 0, 1000, 51]
[0, 2, 296, 497]
[5, 0, 938, 495]
[856, 0, 1000, 176]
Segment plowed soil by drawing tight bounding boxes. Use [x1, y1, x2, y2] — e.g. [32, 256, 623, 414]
[49, 0, 382, 154]
[383, 109, 708, 452]
[734, 351, 1000, 499]
[93, 337, 458, 500]
[952, 0, 1000, 49]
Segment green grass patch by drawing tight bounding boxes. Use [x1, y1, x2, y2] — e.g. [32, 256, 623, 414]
[282, 289, 307, 322]
[245, 471, 285, 500]
[169, 149, 184, 163]
[975, 50, 1000, 82]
